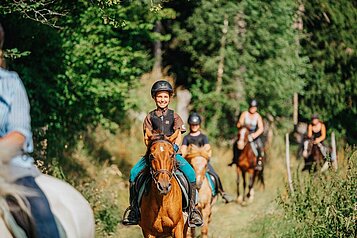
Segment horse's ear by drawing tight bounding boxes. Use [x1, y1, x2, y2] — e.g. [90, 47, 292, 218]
[168, 129, 180, 144]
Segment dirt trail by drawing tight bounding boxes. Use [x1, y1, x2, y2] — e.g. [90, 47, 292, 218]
[205, 140, 289, 238]
[117, 135, 295, 238]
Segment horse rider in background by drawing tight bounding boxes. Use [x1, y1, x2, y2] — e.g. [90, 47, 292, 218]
[307, 114, 337, 171]
[229, 99, 265, 171]
[181, 112, 233, 203]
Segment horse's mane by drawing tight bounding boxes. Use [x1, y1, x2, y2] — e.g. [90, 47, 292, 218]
[185, 145, 210, 160]
[0, 177, 34, 219]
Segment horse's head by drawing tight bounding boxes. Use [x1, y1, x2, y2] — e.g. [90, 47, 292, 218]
[145, 129, 179, 195]
[302, 139, 314, 158]
[185, 144, 210, 189]
[237, 126, 250, 150]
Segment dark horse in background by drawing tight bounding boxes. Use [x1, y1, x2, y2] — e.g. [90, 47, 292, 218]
[231, 125, 264, 204]
[302, 138, 326, 173]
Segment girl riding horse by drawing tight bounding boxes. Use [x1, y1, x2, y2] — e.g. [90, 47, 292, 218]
[232, 125, 264, 203]
[122, 80, 203, 227]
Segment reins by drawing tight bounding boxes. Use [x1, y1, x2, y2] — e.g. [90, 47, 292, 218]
[147, 139, 176, 185]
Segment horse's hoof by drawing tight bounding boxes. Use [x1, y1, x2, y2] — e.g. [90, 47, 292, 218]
[241, 201, 248, 207]
[236, 196, 243, 204]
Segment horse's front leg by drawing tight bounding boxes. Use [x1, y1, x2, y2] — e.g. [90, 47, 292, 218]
[236, 167, 243, 204]
[172, 218, 185, 238]
[247, 171, 256, 202]
[142, 230, 156, 238]
[201, 203, 210, 238]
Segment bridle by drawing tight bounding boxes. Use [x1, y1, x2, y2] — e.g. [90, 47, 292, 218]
[148, 139, 176, 186]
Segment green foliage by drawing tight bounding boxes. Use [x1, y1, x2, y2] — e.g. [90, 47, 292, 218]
[1, 1, 170, 162]
[299, 0, 357, 143]
[278, 149, 357, 237]
[171, 0, 307, 139]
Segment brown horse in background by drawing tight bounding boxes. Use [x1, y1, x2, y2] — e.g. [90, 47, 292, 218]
[302, 139, 325, 173]
[232, 126, 264, 204]
[139, 129, 188, 238]
[185, 145, 217, 238]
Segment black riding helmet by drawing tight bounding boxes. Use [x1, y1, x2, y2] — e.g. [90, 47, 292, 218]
[188, 112, 202, 125]
[151, 80, 174, 98]
[249, 99, 258, 107]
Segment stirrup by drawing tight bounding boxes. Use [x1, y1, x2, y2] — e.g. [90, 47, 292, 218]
[255, 160, 263, 171]
[122, 206, 139, 225]
[222, 193, 233, 203]
[188, 209, 203, 228]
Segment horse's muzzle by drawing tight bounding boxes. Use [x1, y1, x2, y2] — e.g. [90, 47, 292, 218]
[157, 181, 172, 195]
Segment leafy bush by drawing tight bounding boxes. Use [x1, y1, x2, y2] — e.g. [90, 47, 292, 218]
[278, 147, 356, 237]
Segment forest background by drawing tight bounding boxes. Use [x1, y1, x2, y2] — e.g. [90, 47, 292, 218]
[0, 0, 356, 237]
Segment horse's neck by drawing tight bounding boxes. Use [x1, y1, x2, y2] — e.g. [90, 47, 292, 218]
[243, 142, 255, 157]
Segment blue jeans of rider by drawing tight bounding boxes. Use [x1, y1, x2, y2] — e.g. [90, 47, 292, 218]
[130, 154, 196, 183]
[15, 176, 60, 238]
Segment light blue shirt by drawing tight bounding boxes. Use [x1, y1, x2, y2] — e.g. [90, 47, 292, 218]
[0, 68, 34, 167]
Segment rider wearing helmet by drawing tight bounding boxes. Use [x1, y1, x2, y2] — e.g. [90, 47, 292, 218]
[181, 112, 233, 203]
[122, 80, 203, 227]
[229, 99, 265, 170]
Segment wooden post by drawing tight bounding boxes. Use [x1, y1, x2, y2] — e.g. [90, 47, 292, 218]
[293, 93, 298, 127]
[331, 132, 337, 161]
[285, 133, 294, 194]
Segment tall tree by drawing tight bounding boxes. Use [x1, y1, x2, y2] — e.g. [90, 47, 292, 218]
[170, 0, 307, 139]
[299, 0, 357, 143]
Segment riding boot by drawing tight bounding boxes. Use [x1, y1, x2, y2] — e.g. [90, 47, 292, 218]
[255, 149, 264, 171]
[188, 182, 203, 227]
[218, 186, 233, 204]
[122, 182, 139, 225]
[255, 157, 263, 171]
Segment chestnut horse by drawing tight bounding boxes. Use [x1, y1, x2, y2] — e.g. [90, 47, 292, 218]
[139, 129, 188, 238]
[185, 145, 217, 238]
[302, 139, 325, 173]
[232, 126, 264, 204]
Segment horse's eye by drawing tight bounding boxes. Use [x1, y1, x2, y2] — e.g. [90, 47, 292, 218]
[149, 154, 155, 161]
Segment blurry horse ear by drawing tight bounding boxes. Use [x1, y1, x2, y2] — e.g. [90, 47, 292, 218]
[168, 130, 180, 144]
[144, 128, 153, 146]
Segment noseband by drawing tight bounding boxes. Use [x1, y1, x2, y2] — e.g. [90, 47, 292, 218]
[148, 140, 176, 185]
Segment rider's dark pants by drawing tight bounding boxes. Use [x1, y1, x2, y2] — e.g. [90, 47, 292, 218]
[15, 176, 60, 238]
[254, 137, 264, 158]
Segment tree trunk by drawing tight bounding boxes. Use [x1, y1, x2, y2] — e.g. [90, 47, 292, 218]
[152, 20, 163, 80]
